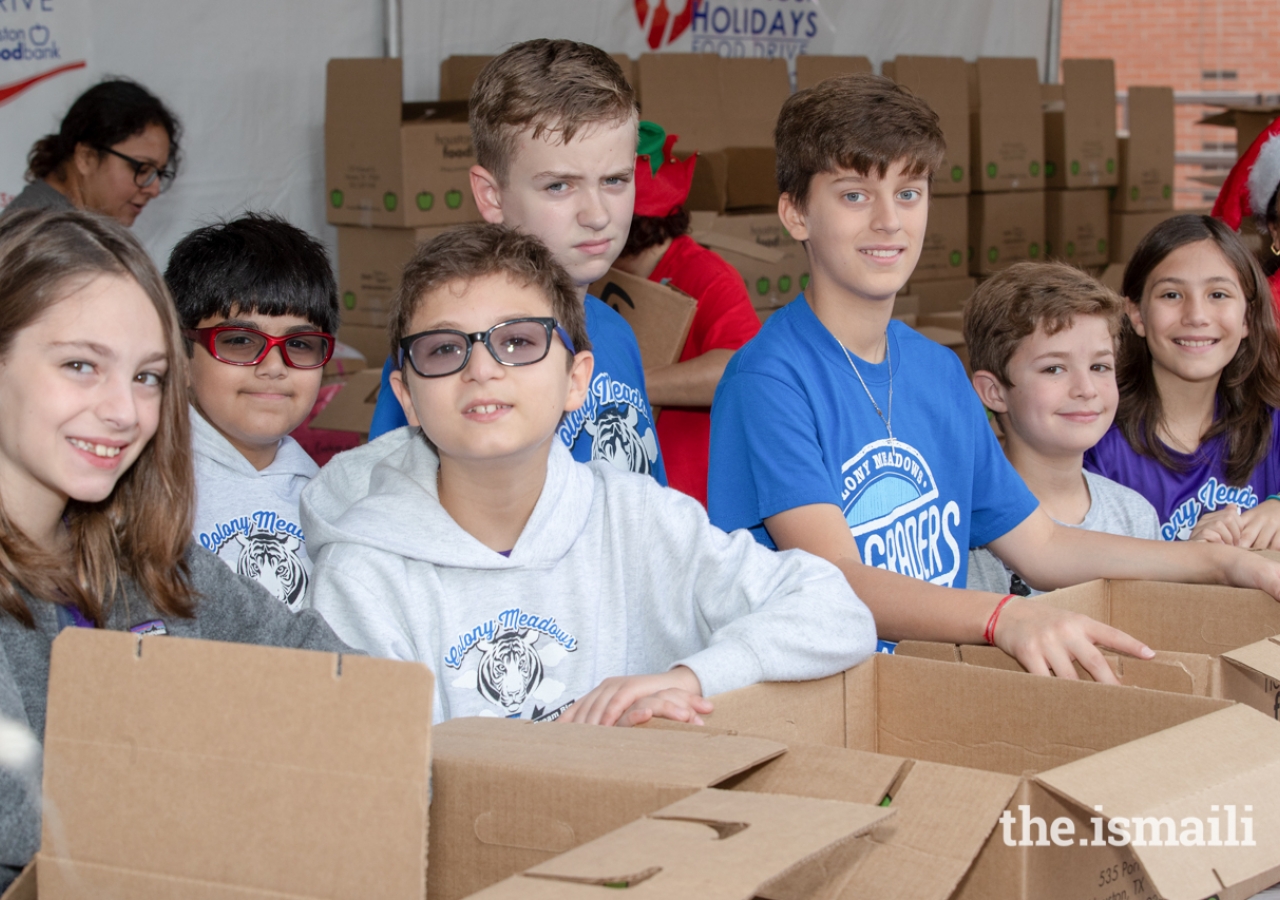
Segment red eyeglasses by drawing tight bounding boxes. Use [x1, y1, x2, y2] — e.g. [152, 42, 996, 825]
[184, 326, 336, 369]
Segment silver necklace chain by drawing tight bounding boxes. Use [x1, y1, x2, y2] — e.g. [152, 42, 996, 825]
[838, 332, 894, 445]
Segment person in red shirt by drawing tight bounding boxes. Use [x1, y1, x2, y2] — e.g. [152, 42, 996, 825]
[613, 124, 761, 505]
[1212, 115, 1280, 316]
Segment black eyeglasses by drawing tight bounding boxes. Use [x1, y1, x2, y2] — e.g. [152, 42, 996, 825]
[184, 326, 336, 369]
[99, 146, 176, 193]
[398, 317, 577, 378]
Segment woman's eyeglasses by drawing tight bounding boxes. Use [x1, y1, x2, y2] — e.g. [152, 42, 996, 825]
[184, 326, 335, 369]
[398, 317, 576, 378]
[99, 146, 177, 193]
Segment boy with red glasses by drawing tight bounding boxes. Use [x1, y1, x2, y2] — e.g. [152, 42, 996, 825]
[165, 212, 339, 608]
[301, 224, 874, 726]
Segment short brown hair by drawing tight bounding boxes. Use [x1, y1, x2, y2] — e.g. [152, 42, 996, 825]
[470, 39, 638, 184]
[391, 223, 591, 364]
[775, 73, 945, 212]
[964, 261, 1125, 386]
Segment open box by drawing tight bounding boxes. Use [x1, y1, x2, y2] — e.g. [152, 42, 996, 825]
[705, 652, 1280, 900]
[3, 629, 434, 899]
[898, 579, 1280, 718]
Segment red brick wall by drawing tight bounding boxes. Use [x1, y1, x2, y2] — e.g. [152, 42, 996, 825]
[1061, 0, 1280, 209]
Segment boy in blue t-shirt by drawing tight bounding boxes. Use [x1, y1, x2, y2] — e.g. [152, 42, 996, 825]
[367, 40, 665, 484]
[709, 74, 1280, 681]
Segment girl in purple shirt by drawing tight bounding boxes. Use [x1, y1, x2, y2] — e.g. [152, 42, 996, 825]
[1085, 215, 1280, 544]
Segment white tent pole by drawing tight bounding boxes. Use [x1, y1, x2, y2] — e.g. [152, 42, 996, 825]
[1044, 0, 1062, 82]
[384, 0, 402, 58]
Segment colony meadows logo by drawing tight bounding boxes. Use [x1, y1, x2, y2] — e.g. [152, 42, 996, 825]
[634, 0, 823, 59]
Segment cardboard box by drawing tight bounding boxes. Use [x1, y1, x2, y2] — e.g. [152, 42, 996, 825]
[326, 58, 483, 227]
[463, 788, 893, 899]
[1098, 261, 1125, 293]
[1113, 86, 1175, 212]
[12, 629, 432, 899]
[1111, 208, 1179, 264]
[969, 191, 1046, 275]
[894, 579, 1280, 717]
[308, 366, 383, 435]
[916, 194, 968, 281]
[337, 322, 392, 370]
[1043, 59, 1119, 189]
[1045, 188, 1110, 266]
[337, 224, 452, 326]
[690, 211, 807, 309]
[637, 54, 789, 153]
[904, 276, 977, 314]
[795, 54, 873, 91]
[683, 146, 778, 213]
[1198, 104, 1280, 156]
[430, 712, 1020, 900]
[887, 56, 972, 195]
[969, 58, 1045, 193]
[588, 268, 698, 369]
[439, 54, 636, 103]
[706, 653, 1280, 900]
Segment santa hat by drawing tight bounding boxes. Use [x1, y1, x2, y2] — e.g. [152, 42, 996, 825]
[634, 120, 697, 218]
[1212, 115, 1280, 230]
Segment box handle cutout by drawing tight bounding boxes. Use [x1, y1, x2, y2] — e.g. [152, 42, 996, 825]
[525, 866, 662, 889]
[649, 816, 749, 840]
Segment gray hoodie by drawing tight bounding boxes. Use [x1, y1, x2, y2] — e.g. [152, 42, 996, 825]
[192, 408, 317, 610]
[300, 428, 876, 723]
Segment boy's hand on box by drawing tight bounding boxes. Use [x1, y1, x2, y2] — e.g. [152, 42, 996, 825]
[1236, 500, 1280, 550]
[557, 666, 714, 727]
[993, 598, 1154, 686]
[1189, 504, 1244, 545]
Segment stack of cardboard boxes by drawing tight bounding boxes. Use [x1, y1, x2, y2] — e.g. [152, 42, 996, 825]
[637, 53, 806, 321]
[1042, 59, 1118, 272]
[1110, 85, 1179, 266]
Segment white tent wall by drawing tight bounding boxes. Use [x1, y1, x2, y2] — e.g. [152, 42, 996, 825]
[0, 0, 1049, 270]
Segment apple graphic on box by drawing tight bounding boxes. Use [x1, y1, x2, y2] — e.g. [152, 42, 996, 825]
[28, 24, 49, 46]
[343, 292, 356, 310]
[383, 192, 397, 212]
[330, 189, 344, 209]
[445, 189, 463, 210]
[416, 192, 434, 211]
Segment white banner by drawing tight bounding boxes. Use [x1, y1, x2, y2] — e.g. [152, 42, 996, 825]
[0, 0, 92, 210]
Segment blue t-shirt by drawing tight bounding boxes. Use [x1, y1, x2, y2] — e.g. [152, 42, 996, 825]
[708, 297, 1037, 588]
[367, 296, 666, 484]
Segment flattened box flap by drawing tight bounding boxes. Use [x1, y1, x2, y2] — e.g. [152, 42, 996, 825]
[588, 268, 697, 369]
[434, 717, 785, 786]
[1221, 635, 1280, 681]
[465, 788, 892, 900]
[41, 630, 432, 900]
[1035, 705, 1280, 900]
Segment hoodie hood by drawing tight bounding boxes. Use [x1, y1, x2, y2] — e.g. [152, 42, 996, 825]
[191, 405, 318, 480]
[299, 427, 595, 570]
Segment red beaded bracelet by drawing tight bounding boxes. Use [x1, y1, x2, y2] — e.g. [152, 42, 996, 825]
[984, 593, 1016, 646]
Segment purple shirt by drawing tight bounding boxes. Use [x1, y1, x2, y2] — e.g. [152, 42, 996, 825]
[1084, 408, 1280, 541]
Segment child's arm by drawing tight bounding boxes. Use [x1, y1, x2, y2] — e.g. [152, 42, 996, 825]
[991, 507, 1280, 597]
[1194, 500, 1280, 550]
[557, 666, 714, 727]
[765, 503, 1153, 684]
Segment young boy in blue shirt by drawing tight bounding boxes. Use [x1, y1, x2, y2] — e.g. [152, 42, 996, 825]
[367, 40, 666, 484]
[708, 74, 1280, 682]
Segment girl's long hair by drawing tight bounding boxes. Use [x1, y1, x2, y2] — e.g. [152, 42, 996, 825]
[1117, 214, 1280, 485]
[0, 209, 196, 627]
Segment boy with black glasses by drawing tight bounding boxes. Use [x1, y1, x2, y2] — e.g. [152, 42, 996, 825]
[166, 212, 340, 609]
[300, 224, 875, 726]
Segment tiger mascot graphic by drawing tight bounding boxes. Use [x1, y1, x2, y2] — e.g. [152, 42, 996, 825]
[584, 405, 659, 475]
[476, 628, 544, 717]
[231, 531, 309, 610]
